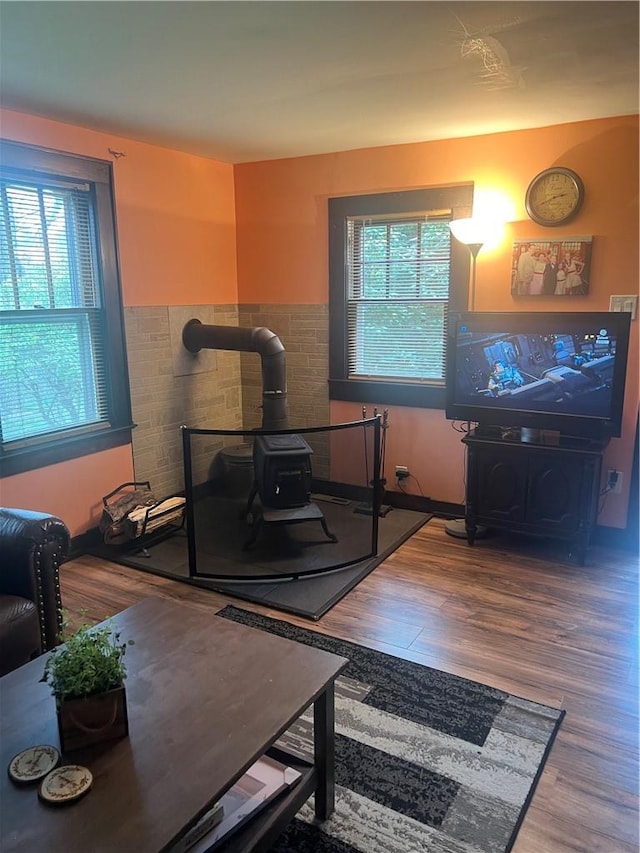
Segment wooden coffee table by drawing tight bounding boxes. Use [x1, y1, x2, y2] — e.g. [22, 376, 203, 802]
[0, 597, 347, 852]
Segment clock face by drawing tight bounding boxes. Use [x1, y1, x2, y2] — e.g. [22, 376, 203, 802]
[525, 168, 584, 226]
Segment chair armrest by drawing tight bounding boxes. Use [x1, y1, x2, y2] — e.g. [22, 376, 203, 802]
[0, 508, 71, 650]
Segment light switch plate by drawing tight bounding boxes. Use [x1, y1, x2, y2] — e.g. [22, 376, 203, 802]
[609, 294, 637, 319]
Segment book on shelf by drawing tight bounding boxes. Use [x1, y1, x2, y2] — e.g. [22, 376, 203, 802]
[174, 754, 302, 853]
[172, 801, 224, 853]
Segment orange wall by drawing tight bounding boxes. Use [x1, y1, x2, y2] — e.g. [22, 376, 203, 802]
[235, 116, 639, 528]
[0, 109, 237, 535]
[0, 446, 134, 536]
[1, 110, 638, 533]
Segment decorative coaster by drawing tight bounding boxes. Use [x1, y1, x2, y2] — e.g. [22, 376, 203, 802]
[8, 745, 61, 785]
[39, 765, 93, 805]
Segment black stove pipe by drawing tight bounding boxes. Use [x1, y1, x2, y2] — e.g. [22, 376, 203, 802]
[182, 319, 289, 430]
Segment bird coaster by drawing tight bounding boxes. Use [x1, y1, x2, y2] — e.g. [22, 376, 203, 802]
[8, 745, 60, 785]
[8, 745, 92, 805]
[38, 765, 93, 805]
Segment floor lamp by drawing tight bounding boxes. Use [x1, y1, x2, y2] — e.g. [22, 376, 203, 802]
[449, 217, 486, 311]
[445, 217, 488, 539]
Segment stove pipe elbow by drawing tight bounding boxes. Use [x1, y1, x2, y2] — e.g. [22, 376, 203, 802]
[182, 319, 289, 430]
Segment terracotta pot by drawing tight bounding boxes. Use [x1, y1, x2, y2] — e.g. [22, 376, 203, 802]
[57, 685, 129, 752]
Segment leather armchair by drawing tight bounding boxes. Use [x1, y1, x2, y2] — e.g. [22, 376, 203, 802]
[0, 508, 70, 676]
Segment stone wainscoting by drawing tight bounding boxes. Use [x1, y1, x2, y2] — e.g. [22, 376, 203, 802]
[239, 304, 330, 479]
[124, 303, 330, 499]
[124, 304, 242, 499]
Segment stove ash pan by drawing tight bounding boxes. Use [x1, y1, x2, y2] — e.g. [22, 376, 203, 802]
[253, 434, 313, 509]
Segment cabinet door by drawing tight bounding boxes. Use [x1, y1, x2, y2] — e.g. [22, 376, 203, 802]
[526, 454, 583, 532]
[475, 450, 527, 522]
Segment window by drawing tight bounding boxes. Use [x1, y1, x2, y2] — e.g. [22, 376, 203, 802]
[0, 140, 132, 476]
[329, 186, 473, 408]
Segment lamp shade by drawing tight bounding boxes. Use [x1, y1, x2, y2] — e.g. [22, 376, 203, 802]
[449, 217, 495, 247]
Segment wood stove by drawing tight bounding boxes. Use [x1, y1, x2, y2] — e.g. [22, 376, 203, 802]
[182, 319, 337, 548]
[252, 433, 313, 509]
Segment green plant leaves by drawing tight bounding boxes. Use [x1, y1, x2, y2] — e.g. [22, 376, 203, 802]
[41, 623, 131, 703]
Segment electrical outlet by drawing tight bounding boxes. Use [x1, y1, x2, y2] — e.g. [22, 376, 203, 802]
[607, 469, 623, 494]
[395, 465, 410, 481]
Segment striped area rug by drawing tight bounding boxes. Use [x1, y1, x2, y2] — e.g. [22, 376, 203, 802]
[217, 606, 564, 853]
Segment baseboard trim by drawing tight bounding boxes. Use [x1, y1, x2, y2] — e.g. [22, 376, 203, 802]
[591, 523, 639, 553]
[425, 500, 466, 519]
[70, 527, 102, 559]
[384, 491, 463, 518]
[70, 500, 635, 558]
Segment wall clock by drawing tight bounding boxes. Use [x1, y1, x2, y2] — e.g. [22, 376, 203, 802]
[525, 167, 585, 227]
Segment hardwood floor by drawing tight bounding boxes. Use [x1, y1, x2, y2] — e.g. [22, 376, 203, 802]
[60, 517, 639, 852]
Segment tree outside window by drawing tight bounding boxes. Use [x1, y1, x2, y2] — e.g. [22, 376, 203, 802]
[0, 141, 132, 476]
[329, 186, 473, 408]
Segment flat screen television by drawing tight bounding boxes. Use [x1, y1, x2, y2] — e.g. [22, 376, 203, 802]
[445, 311, 631, 442]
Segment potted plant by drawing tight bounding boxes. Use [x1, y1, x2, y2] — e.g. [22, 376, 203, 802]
[41, 620, 132, 752]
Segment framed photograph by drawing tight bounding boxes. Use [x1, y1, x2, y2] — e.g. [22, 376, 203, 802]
[511, 236, 592, 297]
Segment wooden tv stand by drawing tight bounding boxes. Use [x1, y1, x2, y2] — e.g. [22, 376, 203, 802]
[462, 429, 606, 564]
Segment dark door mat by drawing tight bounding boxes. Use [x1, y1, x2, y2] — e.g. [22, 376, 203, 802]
[90, 508, 432, 620]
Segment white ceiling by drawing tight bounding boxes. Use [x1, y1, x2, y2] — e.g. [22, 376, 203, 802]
[1, 1, 638, 164]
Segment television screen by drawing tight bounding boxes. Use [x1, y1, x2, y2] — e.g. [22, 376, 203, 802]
[445, 311, 631, 440]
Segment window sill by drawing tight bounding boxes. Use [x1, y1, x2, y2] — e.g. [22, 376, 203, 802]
[329, 378, 445, 409]
[1, 424, 134, 478]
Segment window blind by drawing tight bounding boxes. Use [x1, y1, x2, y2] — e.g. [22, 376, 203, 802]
[0, 177, 109, 445]
[346, 213, 451, 383]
